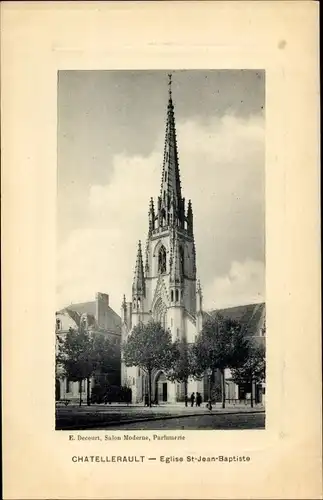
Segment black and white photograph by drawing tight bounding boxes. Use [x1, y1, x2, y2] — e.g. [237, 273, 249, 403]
[4, 3, 321, 499]
[55, 70, 266, 431]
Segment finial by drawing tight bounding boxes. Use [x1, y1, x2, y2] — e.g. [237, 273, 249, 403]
[168, 73, 172, 99]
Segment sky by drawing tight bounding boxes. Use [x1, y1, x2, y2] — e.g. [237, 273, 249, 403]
[57, 70, 265, 314]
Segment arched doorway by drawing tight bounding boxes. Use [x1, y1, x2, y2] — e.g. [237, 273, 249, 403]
[155, 372, 168, 403]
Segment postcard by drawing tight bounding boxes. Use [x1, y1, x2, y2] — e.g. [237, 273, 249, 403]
[2, 2, 321, 499]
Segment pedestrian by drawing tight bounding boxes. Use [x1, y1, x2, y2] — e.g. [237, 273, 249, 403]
[184, 394, 188, 407]
[190, 392, 195, 407]
[196, 392, 202, 407]
[144, 394, 149, 407]
[207, 399, 212, 411]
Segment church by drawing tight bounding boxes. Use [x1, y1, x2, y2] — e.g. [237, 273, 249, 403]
[121, 76, 265, 405]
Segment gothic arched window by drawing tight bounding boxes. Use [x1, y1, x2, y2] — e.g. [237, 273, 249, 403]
[158, 245, 167, 274]
[153, 297, 167, 330]
[175, 289, 179, 302]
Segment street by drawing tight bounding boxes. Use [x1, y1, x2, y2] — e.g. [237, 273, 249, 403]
[56, 403, 265, 430]
[91, 412, 265, 430]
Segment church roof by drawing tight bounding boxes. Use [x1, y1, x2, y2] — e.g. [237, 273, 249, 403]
[203, 302, 265, 339]
[58, 300, 121, 334]
[62, 301, 96, 317]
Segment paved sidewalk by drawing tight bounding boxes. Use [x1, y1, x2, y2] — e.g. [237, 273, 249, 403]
[56, 402, 265, 430]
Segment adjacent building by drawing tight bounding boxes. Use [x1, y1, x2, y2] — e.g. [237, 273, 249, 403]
[55, 292, 121, 402]
[204, 302, 266, 404]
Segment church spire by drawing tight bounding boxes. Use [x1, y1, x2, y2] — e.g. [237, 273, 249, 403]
[187, 199, 193, 235]
[159, 74, 183, 227]
[132, 240, 145, 296]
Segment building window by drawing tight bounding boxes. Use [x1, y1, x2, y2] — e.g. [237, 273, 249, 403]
[158, 245, 167, 274]
[171, 290, 174, 302]
[66, 378, 71, 393]
[176, 328, 180, 339]
[175, 289, 179, 302]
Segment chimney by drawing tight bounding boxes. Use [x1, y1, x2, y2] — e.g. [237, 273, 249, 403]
[95, 292, 110, 328]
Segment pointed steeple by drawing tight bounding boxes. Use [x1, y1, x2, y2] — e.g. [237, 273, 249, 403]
[144, 237, 150, 275]
[187, 199, 193, 235]
[196, 279, 203, 313]
[121, 294, 127, 324]
[158, 74, 184, 228]
[132, 240, 145, 296]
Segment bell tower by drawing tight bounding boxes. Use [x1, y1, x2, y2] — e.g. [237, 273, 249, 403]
[122, 74, 201, 402]
[144, 74, 197, 334]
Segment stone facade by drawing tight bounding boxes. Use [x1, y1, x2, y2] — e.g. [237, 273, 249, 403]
[121, 77, 266, 405]
[121, 79, 202, 403]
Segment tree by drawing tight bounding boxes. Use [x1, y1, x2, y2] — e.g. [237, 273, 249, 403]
[91, 334, 120, 383]
[59, 326, 94, 406]
[55, 334, 65, 378]
[166, 338, 195, 401]
[231, 343, 266, 407]
[194, 314, 249, 408]
[58, 326, 121, 406]
[122, 320, 173, 407]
